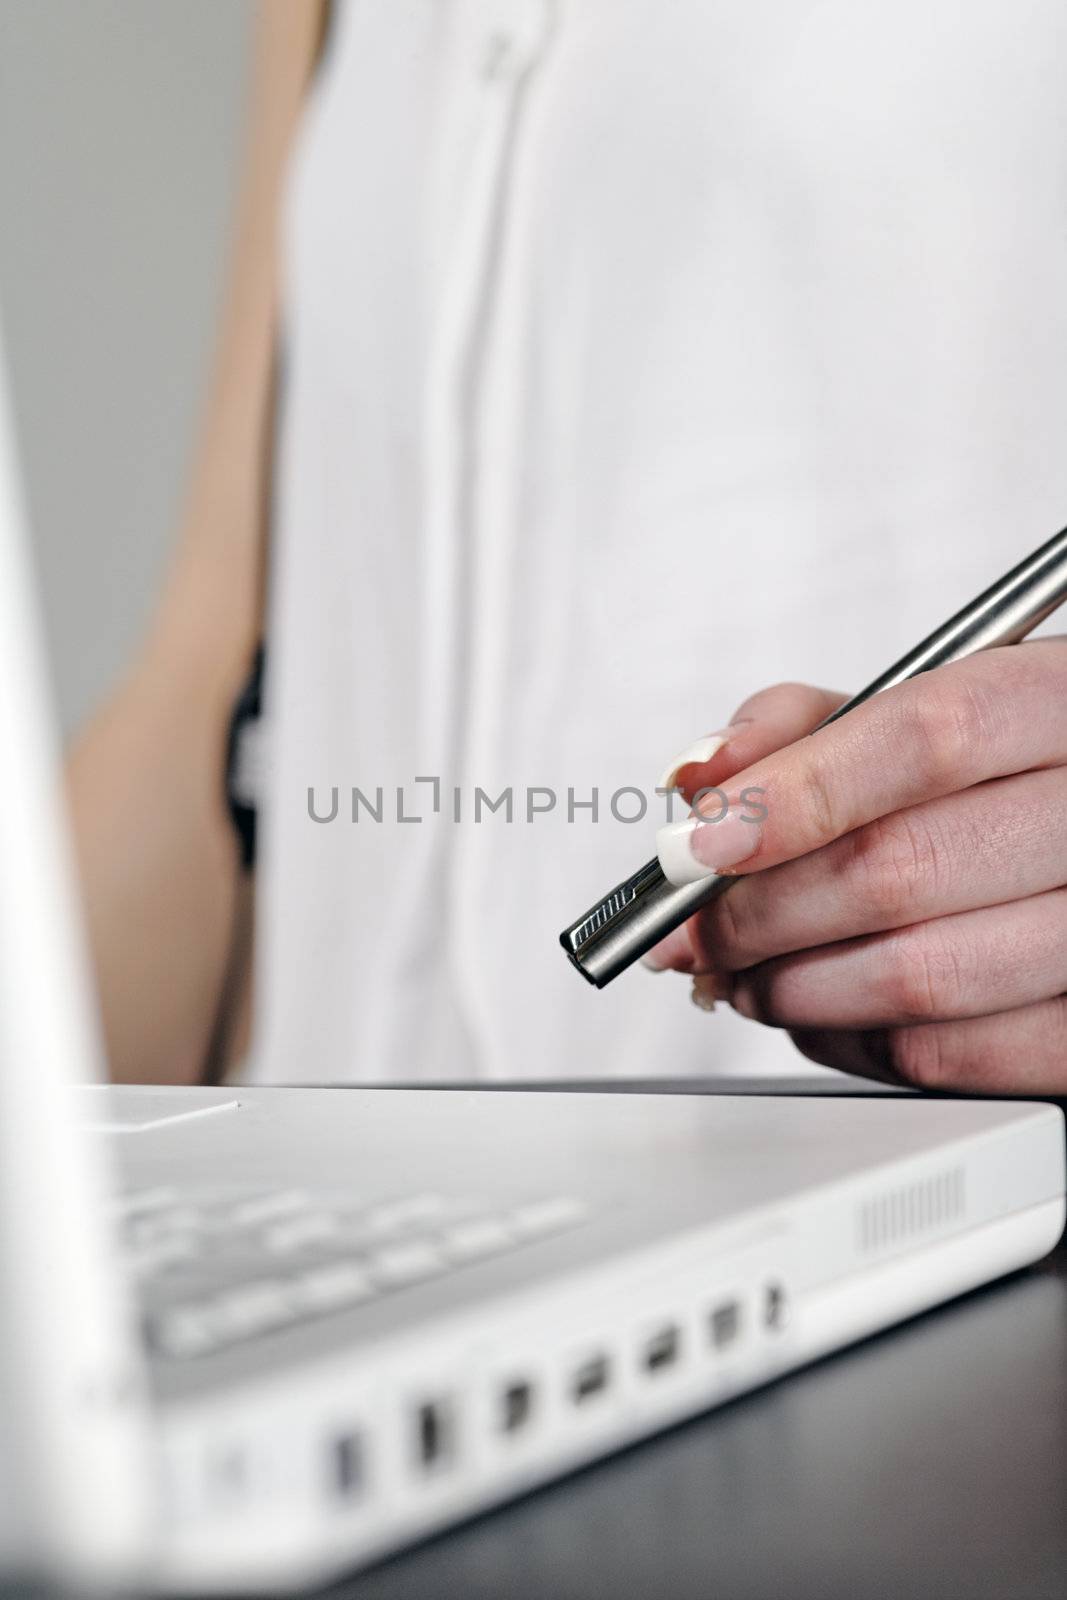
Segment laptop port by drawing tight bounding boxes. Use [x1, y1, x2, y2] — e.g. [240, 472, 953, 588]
[641, 1323, 682, 1375]
[499, 1379, 535, 1435]
[570, 1353, 611, 1406]
[763, 1281, 788, 1332]
[330, 1431, 364, 1499]
[709, 1299, 741, 1350]
[415, 1398, 455, 1472]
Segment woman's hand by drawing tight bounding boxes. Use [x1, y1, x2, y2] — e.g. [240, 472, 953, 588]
[646, 640, 1067, 1092]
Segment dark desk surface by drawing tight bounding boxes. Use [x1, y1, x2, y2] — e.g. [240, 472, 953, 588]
[315, 1084, 1067, 1600]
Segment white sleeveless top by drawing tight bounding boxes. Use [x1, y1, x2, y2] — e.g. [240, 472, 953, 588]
[254, 0, 1067, 1083]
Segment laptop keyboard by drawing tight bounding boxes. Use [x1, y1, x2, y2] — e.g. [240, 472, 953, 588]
[110, 1186, 588, 1361]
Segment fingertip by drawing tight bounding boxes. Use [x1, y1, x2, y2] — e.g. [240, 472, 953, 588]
[691, 977, 718, 1012]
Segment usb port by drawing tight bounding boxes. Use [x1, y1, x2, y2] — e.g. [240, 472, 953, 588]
[330, 1431, 364, 1499]
[642, 1324, 682, 1374]
[570, 1353, 611, 1405]
[763, 1281, 788, 1331]
[499, 1379, 535, 1435]
[709, 1300, 741, 1350]
[415, 1398, 455, 1472]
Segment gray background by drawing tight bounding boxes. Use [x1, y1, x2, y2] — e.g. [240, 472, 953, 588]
[0, 0, 253, 734]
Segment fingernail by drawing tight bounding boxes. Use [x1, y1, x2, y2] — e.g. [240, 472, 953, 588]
[656, 728, 733, 792]
[694, 972, 735, 1011]
[691, 975, 721, 1013]
[699, 968, 734, 1003]
[656, 807, 762, 886]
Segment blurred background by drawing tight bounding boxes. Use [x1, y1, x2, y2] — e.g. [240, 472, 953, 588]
[0, 0, 251, 733]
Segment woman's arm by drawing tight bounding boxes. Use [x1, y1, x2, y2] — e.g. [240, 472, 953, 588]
[67, 0, 327, 1085]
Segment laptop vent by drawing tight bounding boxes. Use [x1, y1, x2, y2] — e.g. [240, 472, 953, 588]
[857, 1166, 965, 1255]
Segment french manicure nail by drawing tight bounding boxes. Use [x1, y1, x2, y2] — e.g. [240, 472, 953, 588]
[656, 729, 732, 792]
[656, 807, 762, 886]
[691, 977, 718, 1013]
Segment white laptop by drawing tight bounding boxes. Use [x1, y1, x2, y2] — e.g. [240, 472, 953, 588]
[1, 321, 1064, 1596]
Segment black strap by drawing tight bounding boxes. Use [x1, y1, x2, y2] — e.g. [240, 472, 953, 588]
[224, 644, 265, 871]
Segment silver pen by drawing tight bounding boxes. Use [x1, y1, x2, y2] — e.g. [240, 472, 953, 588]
[561, 522, 1067, 988]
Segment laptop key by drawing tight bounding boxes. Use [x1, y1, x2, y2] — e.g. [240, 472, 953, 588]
[209, 1280, 295, 1340]
[262, 1212, 342, 1253]
[367, 1240, 444, 1286]
[356, 1193, 451, 1239]
[151, 1304, 221, 1359]
[510, 1196, 587, 1239]
[286, 1261, 376, 1313]
[440, 1216, 515, 1262]
[127, 1235, 197, 1279]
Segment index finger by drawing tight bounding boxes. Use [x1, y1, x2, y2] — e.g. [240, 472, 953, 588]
[657, 643, 1067, 883]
